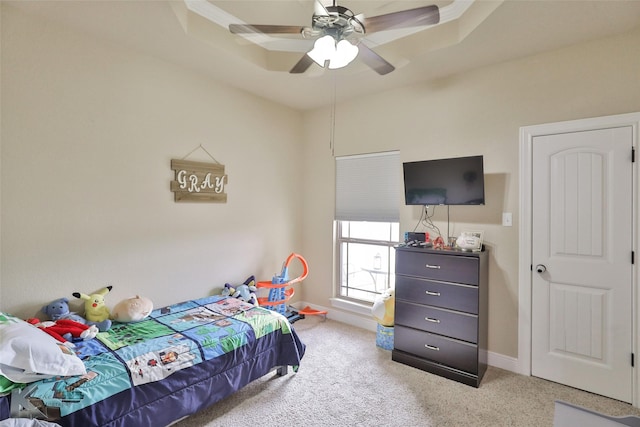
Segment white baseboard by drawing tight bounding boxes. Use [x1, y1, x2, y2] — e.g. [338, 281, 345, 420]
[487, 351, 521, 374]
[292, 300, 525, 376]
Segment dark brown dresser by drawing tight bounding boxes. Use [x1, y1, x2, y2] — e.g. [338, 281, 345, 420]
[392, 246, 488, 387]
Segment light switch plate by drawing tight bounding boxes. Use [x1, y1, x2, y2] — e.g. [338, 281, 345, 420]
[502, 212, 513, 227]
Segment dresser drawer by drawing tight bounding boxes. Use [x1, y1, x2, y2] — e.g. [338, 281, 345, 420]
[396, 276, 479, 314]
[395, 301, 478, 343]
[394, 326, 478, 374]
[396, 251, 479, 285]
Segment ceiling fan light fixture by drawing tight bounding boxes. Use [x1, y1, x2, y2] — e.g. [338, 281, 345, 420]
[329, 39, 359, 69]
[307, 35, 336, 67]
[307, 34, 359, 70]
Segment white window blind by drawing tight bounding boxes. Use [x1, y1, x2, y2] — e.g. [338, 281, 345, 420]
[335, 151, 401, 222]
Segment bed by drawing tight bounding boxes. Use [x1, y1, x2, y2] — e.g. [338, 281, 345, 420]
[0, 295, 306, 426]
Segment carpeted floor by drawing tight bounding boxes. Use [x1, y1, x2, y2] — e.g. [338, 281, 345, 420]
[173, 316, 640, 427]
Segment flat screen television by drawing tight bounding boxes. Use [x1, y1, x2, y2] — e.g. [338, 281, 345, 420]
[403, 155, 485, 205]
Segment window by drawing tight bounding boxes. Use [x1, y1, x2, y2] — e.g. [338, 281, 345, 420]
[337, 220, 399, 302]
[334, 151, 401, 304]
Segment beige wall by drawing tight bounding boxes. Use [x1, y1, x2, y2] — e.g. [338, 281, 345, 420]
[0, 4, 303, 318]
[300, 27, 640, 358]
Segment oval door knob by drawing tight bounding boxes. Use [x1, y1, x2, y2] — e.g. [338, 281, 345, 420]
[536, 264, 547, 273]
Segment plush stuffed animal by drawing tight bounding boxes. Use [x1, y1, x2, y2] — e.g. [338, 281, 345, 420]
[42, 296, 112, 332]
[42, 297, 87, 324]
[72, 286, 113, 331]
[221, 283, 235, 297]
[371, 288, 395, 327]
[111, 295, 153, 323]
[26, 318, 99, 347]
[224, 276, 259, 306]
[233, 284, 259, 306]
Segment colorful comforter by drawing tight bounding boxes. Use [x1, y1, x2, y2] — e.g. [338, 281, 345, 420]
[6, 295, 305, 426]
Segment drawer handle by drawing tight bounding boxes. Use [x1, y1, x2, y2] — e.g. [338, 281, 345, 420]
[425, 264, 441, 269]
[425, 317, 441, 323]
[425, 344, 440, 351]
[425, 290, 441, 296]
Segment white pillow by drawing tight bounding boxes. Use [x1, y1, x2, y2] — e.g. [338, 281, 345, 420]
[0, 419, 62, 427]
[0, 312, 86, 383]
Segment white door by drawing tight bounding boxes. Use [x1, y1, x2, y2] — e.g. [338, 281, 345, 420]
[531, 126, 633, 403]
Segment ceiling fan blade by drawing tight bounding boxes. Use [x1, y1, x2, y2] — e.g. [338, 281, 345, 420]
[290, 54, 315, 74]
[363, 5, 440, 34]
[313, 0, 330, 17]
[229, 24, 304, 35]
[357, 43, 395, 75]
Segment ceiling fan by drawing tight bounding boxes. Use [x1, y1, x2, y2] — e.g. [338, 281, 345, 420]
[229, 1, 440, 75]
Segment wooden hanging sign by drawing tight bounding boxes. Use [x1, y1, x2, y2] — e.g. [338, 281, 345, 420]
[170, 159, 228, 203]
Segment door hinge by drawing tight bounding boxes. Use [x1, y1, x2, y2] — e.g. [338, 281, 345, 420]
[633, 353, 635, 367]
[633, 251, 635, 265]
[633, 147, 636, 163]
